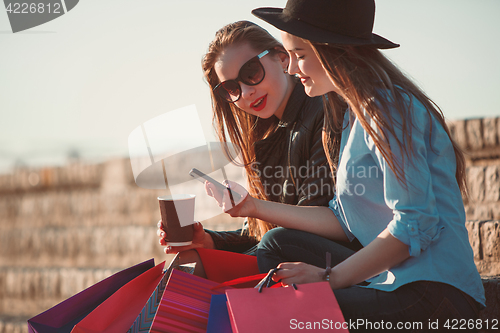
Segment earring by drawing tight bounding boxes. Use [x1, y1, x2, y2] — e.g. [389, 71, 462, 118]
[283, 69, 288, 74]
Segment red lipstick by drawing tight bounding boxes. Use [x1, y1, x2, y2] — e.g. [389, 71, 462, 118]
[251, 95, 267, 112]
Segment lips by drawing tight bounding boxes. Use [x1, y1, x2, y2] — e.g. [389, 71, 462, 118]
[300, 77, 310, 84]
[251, 95, 267, 112]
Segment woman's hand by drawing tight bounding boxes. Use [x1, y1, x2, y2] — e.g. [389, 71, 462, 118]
[157, 220, 215, 254]
[272, 262, 326, 286]
[271, 229, 412, 290]
[204, 180, 255, 218]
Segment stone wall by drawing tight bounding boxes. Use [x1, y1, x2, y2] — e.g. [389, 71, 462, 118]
[0, 116, 499, 332]
[448, 117, 500, 279]
[448, 117, 500, 159]
[448, 117, 500, 220]
[465, 166, 500, 220]
[466, 221, 500, 276]
[448, 118, 500, 220]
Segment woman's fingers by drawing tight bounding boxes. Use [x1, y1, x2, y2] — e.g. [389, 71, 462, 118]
[221, 180, 248, 212]
[157, 220, 166, 242]
[223, 180, 248, 203]
[204, 179, 249, 213]
[272, 262, 324, 286]
[164, 243, 196, 254]
[272, 262, 295, 282]
[205, 181, 224, 206]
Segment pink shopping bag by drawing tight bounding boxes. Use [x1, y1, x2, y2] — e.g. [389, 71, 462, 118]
[226, 281, 349, 333]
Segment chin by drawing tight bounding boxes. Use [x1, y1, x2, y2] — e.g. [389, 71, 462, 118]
[305, 83, 332, 97]
[255, 110, 274, 119]
[304, 86, 321, 97]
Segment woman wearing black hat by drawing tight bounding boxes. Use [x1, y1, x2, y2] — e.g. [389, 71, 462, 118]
[207, 0, 485, 329]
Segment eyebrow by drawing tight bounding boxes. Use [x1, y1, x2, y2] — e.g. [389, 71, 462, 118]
[287, 47, 304, 52]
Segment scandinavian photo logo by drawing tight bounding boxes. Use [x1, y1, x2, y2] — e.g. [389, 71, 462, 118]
[4, 0, 79, 33]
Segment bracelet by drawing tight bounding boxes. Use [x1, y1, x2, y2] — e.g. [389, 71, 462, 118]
[324, 266, 332, 281]
[323, 251, 332, 282]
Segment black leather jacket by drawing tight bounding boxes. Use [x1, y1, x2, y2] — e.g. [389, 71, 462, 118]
[205, 83, 334, 254]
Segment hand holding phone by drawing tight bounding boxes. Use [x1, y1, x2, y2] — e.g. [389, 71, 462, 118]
[189, 168, 242, 203]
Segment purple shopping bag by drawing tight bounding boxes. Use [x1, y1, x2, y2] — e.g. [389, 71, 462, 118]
[27, 259, 155, 333]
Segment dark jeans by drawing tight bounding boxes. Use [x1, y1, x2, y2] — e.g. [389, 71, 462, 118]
[257, 228, 480, 332]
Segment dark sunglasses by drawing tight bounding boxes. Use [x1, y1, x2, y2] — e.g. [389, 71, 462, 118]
[213, 49, 271, 103]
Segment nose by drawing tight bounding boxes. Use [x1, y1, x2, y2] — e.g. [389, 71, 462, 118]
[287, 56, 299, 75]
[240, 83, 255, 100]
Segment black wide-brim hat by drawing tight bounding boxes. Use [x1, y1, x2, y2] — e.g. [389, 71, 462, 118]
[252, 0, 399, 49]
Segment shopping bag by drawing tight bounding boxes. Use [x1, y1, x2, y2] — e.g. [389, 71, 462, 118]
[149, 266, 270, 333]
[206, 294, 232, 333]
[71, 261, 167, 333]
[126, 267, 169, 333]
[195, 248, 259, 283]
[149, 269, 229, 333]
[127, 253, 195, 333]
[27, 259, 155, 333]
[226, 281, 349, 333]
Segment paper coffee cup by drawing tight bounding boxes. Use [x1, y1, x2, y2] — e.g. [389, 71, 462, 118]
[158, 194, 196, 246]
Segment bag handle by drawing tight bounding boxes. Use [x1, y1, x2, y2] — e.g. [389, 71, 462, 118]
[254, 268, 298, 292]
[255, 267, 279, 292]
[210, 267, 286, 291]
[210, 272, 268, 290]
[254, 251, 332, 293]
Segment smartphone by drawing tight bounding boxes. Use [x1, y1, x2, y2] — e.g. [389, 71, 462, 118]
[189, 168, 241, 202]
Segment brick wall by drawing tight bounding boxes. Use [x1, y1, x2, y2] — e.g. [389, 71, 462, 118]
[448, 117, 500, 221]
[448, 117, 500, 156]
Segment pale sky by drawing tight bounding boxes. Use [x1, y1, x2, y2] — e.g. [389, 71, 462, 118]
[1, 0, 499, 172]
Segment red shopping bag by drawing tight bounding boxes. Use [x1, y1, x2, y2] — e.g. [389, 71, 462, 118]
[225, 281, 349, 333]
[195, 248, 259, 283]
[71, 261, 166, 333]
[27, 259, 155, 333]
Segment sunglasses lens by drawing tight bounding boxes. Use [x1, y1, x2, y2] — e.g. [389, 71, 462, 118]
[218, 80, 241, 102]
[240, 58, 265, 85]
[214, 51, 268, 103]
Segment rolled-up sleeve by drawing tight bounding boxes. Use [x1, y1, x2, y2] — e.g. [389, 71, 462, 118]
[329, 195, 355, 242]
[366, 101, 444, 257]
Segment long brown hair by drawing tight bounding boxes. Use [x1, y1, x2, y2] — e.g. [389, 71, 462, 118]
[310, 43, 467, 196]
[202, 21, 288, 240]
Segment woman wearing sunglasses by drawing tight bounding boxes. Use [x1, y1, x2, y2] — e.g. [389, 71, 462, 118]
[206, 0, 485, 329]
[158, 21, 340, 262]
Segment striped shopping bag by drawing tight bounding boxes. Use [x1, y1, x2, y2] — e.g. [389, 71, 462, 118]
[127, 256, 195, 333]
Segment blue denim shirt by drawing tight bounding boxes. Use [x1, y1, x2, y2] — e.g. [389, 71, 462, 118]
[328, 93, 485, 307]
